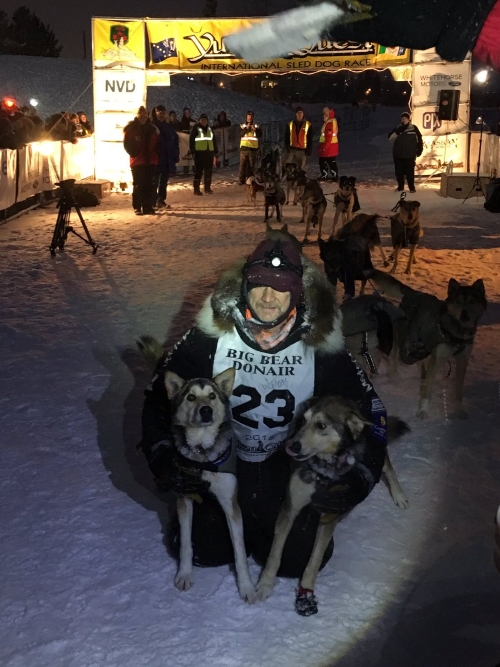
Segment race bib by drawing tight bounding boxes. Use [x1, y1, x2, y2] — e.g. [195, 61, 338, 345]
[213, 331, 315, 462]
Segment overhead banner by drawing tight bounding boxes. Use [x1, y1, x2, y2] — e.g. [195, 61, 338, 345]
[146, 19, 410, 73]
[93, 18, 146, 69]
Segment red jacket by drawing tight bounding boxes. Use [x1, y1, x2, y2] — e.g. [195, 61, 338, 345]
[318, 110, 339, 158]
[123, 118, 159, 168]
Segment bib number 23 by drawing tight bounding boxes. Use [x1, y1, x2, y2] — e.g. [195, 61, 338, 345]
[232, 385, 295, 429]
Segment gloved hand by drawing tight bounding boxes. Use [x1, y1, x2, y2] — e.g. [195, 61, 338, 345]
[310, 472, 371, 516]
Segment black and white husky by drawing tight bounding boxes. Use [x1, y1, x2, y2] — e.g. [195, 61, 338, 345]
[164, 367, 257, 603]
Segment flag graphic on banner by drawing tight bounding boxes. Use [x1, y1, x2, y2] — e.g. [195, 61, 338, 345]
[151, 38, 178, 63]
[378, 45, 406, 56]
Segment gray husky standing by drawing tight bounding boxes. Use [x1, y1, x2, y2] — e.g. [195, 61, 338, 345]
[137, 336, 256, 603]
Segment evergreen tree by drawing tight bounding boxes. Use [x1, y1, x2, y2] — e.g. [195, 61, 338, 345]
[0, 11, 11, 54]
[203, 0, 218, 17]
[7, 6, 62, 57]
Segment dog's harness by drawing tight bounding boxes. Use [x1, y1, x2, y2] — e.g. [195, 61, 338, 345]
[398, 292, 476, 364]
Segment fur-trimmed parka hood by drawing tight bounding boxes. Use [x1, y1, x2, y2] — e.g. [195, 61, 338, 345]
[196, 256, 344, 353]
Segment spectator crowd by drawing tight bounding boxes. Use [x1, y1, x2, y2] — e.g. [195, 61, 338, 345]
[0, 96, 93, 149]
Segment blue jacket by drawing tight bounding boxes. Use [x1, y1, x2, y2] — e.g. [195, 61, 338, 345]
[153, 119, 180, 172]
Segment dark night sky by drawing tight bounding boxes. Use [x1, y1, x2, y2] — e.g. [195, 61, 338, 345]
[2, 0, 284, 59]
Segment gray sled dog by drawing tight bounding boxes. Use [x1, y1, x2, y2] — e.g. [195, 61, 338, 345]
[137, 336, 256, 603]
[369, 270, 488, 419]
[256, 395, 409, 616]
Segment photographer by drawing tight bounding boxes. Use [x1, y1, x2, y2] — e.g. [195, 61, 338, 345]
[239, 111, 262, 185]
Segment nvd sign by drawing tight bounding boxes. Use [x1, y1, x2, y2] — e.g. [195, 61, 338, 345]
[94, 70, 146, 112]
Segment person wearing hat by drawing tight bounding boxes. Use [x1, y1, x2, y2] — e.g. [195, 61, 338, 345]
[151, 105, 180, 208]
[318, 106, 339, 182]
[189, 113, 218, 195]
[388, 112, 423, 193]
[239, 111, 262, 185]
[139, 238, 388, 576]
[285, 107, 313, 171]
[123, 106, 160, 215]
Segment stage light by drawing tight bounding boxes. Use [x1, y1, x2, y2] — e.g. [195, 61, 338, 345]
[2, 97, 16, 109]
[30, 98, 39, 107]
[475, 69, 488, 83]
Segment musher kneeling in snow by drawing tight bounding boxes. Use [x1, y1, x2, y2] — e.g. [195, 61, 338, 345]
[139, 238, 388, 576]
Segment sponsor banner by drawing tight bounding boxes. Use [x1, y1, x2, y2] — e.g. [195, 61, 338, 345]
[389, 65, 412, 82]
[42, 141, 62, 191]
[146, 19, 410, 72]
[94, 112, 135, 142]
[17, 143, 43, 203]
[94, 69, 146, 113]
[62, 137, 95, 181]
[223, 125, 241, 165]
[412, 61, 470, 107]
[0, 148, 17, 209]
[178, 132, 194, 168]
[146, 70, 171, 86]
[414, 104, 469, 136]
[93, 18, 145, 69]
[95, 140, 131, 183]
[416, 133, 468, 176]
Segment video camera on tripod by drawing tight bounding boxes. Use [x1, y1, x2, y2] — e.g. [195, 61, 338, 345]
[49, 178, 98, 256]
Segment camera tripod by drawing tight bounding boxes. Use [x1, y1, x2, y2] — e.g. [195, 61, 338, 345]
[462, 115, 487, 203]
[49, 179, 98, 256]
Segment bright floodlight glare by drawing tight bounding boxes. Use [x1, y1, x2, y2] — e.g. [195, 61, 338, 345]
[30, 98, 38, 107]
[475, 69, 488, 83]
[38, 141, 54, 156]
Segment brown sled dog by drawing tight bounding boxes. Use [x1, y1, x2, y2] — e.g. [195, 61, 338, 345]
[370, 270, 487, 419]
[299, 179, 327, 245]
[390, 200, 422, 275]
[256, 395, 409, 616]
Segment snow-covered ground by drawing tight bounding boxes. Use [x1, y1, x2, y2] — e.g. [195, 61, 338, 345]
[1, 107, 500, 667]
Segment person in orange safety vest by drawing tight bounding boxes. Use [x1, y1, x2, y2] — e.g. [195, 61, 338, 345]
[318, 107, 339, 182]
[284, 107, 313, 171]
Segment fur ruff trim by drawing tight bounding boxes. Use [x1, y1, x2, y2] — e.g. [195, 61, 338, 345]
[196, 257, 344, 353]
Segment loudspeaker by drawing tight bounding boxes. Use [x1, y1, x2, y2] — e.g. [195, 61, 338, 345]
[437, 89, 460, 121]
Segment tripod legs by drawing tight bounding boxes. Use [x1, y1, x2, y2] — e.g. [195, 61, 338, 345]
[49, 202, 98, 255]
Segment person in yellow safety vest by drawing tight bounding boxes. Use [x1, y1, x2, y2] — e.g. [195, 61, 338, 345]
[318, 107, 339, 182]
[189, 113, 219, 196]
[239, 111, 262, 185]
[284, 107, 313, 171]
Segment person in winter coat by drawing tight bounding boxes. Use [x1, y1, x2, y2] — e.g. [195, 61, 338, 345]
[189, 113, 218, 195]
[123, 106, 160, 215]
[318, 107, 339, 182]
[239, 111, 262, 185]
[77, 112, 93, 136]
[139, 237, 388, 576]
[388, 112, 423, 193]
[285, 107, 313, 171]
[168, 110, 180, 130]
[213, 111, 231, 128]
[151, 105, 180, 209]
